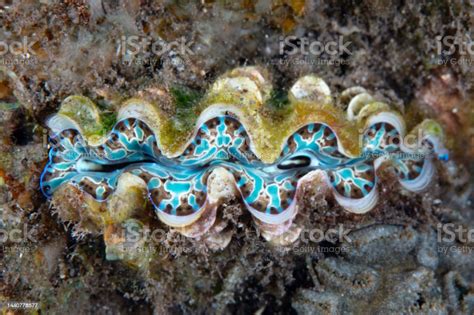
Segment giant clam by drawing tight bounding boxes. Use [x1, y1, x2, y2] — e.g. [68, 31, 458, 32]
[40, 67, 448, 244]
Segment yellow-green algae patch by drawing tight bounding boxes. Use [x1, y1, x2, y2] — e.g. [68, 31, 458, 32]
[409, 119, 445, 140]
[56, 95, 104, 143]
[52, 69, 410, 163]
[56, 92, 364, 163]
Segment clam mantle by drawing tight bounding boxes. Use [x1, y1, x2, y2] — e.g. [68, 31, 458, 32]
[40, 67, 448, 246]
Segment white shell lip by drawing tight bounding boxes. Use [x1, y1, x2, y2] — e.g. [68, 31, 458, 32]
[398, 158, 435, 192]
[340, 86, 367, 100]
[154, 167, 235, 228]
[155, 204, 208, 227]
[260, 219, 299, 241]
[332, 183, 379, 214]
[289, 75, 331, 100]
[424, 134, 449, 160]
[347, 93, 374, 121]
[246, 198, 298, 225]
[47, 114, 82, 134]
[243, 170, 311, 226]
[366, 111, 407, 139]
[317, 162, 379, 214]
[174, 204, 218, 238]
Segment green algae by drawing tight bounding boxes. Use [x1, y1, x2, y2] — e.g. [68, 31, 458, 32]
[58, 95, 103, 138]
[170, 86, 204, 110]
[99, 112, 117, 135]
[170, 85, 204, 132]
[53, 70, 422, 162]
[267, 89, 290, 109]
